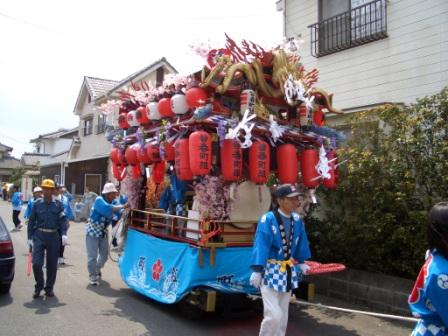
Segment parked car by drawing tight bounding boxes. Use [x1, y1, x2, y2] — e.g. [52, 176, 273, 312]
[0, 216, 15, 293]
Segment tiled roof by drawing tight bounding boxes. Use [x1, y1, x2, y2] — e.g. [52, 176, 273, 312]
[94, 57, 178, 101]
[85, 77, 120, 99]
[0, 142, 13, 152]
[30, 127, 78, 142]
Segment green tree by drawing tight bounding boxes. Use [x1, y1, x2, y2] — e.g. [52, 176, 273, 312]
[308, 87, 448, 278]
[9, 167, 25, 187]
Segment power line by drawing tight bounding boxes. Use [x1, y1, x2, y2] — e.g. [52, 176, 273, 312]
[0, 12, 67, 36]
[0, 133, 31, 146]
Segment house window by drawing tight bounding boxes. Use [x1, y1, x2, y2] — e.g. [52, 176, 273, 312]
[96, 114, 106, 134]
[309, 0, 387, 57]
[83, 118, 93, 136]
[54, 175, 60, 184]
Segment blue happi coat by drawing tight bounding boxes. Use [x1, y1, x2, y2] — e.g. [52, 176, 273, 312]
[86, 196, 122, 238]
[61, 194, 74, 220]
[251, 211, 311, 292]
[409, 250, 448, 336]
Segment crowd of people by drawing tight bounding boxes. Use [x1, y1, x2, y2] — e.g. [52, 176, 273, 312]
[3, 179, 129, 299]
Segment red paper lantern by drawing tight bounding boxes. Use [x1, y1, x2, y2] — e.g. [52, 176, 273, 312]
[174, 138, 194, 181]
[249, 140, 270, 184]
[164, 142, 175, 161]
[323, 150, 338, 189]
[112, 162, 127, 181]
[130, 165, 141, 179]
[137, 144, 152, 165]
[125, 146, 139, 166]
[189, 131, 212, 176]
[301, 148, 320, 188]
[110, 148, 120, 163]
[117, 149, 127, 166]
[152, 161, 166, 184]
[146, 143, 161, 162]
[118, 113, 130, 129]
[136, 106, 151, 125]
[313, 105, 325, 127]
[220, 139, 242, 181]
[158, 98, 174, 118]
[186, 87, 208, 109]
[277, 144, 298, 184]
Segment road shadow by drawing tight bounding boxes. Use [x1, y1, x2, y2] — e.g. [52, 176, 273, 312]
[85, 279, 125, 298]
[94, 288, 363, 336]
[0, 292, 13, 307]
[23, 296, 67, 314]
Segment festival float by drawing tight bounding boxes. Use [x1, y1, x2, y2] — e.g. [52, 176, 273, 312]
[101, 35, 346, 313]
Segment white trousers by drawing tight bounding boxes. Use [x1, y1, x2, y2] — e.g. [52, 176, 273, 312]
[259, 285, 291, 336]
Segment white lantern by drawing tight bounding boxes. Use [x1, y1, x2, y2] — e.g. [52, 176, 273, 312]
[148, 102, 161, 121]
[127, 110, 139, 127]
[171, 93, 189, 115]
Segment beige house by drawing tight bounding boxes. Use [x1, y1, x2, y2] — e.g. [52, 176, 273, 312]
[67, 57, 177, 195]
[0, 143, 20, 182]
[277, 0, 448, 125]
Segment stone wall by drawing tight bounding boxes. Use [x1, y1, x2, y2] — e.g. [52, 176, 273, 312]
[307, 268, 415, 316]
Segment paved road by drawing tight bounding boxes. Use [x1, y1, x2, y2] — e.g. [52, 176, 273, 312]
[0, 199, 414, 336]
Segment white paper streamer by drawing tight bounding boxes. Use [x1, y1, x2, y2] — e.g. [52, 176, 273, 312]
[226, 109, 256, 148]
[314, 145, 337, 181]
[269, 115, 285, 143]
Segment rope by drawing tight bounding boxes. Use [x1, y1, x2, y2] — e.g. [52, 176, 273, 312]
[247, 294, 418, 323]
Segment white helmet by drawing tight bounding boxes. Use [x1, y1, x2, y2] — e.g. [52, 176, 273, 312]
[102, 182, 118, 194]
[33, 186, 43, 193]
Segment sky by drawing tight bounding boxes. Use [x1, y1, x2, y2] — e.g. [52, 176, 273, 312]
[0, 0, 283, 158]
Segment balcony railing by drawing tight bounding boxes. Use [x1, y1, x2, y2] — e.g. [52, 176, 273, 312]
[308, 0, 388, 57]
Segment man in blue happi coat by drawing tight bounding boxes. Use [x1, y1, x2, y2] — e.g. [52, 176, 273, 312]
[250, 184, 312, 336]
[11, 185, 23, 230]
[27, 179, 68, 298]
[85, 183, 128, 285]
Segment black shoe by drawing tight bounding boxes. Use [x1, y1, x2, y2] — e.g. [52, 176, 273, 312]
[32, 291, 41, 299]
[45, 291, 55, 297]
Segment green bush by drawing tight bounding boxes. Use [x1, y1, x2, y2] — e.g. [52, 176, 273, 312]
[307, 87, 448, 279]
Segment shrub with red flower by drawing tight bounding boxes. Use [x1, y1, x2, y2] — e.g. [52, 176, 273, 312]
[152, 259, 163, 281]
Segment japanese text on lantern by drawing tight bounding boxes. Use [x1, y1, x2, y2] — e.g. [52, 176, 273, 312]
[199, 134, 209, 170]
[258, 143, 267, 177]
[232, 142, 241, 177]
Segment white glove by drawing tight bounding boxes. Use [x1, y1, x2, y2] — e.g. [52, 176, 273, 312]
[27, 239, 33, 248]
[62, 235, 68, 246]
[249, 272, 262, 288]
[298, 263, 311, 275]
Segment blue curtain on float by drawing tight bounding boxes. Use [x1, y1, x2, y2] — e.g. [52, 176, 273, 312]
[119, 229, 258, 304]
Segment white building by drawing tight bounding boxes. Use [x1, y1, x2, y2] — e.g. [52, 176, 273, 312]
[30, 128, 78, 187]
[278, 0, 448, 123]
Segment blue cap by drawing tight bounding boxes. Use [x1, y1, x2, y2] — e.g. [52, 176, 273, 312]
[275, 184, 300, 198]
